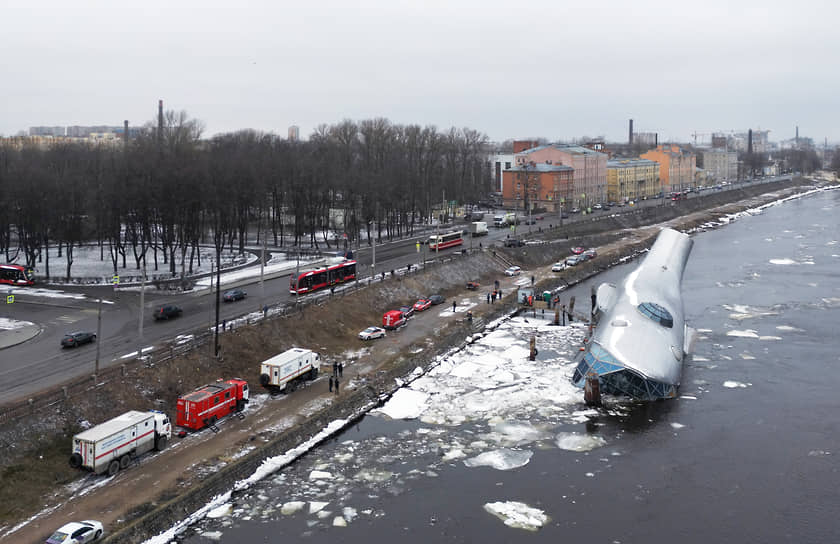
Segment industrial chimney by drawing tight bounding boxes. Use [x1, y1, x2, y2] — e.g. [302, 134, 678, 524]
[629, 119, 634, 145]
[124, 120, 129, 146]
[158, 100, 164, 144]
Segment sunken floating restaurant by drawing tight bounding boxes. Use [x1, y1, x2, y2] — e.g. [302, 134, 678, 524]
[572, 227, 695, 401]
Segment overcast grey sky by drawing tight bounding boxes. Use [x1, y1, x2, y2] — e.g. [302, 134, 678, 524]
[2, 0, 837, 144]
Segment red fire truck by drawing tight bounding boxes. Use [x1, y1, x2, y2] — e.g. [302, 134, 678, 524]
[175, 379, 249, 431]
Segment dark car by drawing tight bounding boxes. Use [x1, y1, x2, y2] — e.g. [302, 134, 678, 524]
[399, 305, 415, 318]
[223, 289, 247, 302]
[504, 238, 525, 248]
[61, 331, 96, 348]
[153, 305, 182, 321]
[429, 294, 445, 305]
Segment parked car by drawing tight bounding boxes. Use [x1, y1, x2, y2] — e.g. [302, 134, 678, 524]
[153, 305, 182, 321]
[570, 207, 581, 214]
[504, 238, 525, 248]
[582, 249, 597, 260]
[504, 266, 522, 276]
[429, 294, 446, 305]
[565, 255, 584, 266]
[592, 203, 603, 210]
[571, 246, 585, 255]
[45, 520, 104, 543]
[61, 331, 96, 348]
[465, 281, 480, 290]
[358, 326, 386, 341]
[523, 217, 536, 225]
[223, 288, 247, 302]
[413, 298, 432, 312]
[551, 262, 567, 272]
[399, 305, 415, 318]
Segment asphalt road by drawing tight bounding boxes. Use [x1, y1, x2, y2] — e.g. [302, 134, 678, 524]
[0, 175, 792, 403]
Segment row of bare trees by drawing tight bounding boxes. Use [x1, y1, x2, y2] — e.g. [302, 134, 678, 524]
[0, 114, 491, 280]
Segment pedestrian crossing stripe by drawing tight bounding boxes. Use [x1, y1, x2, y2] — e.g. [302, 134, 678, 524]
[55, 315, 80, 324]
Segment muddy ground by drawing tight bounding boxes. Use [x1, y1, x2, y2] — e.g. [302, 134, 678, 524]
[0, 178, 818, 543]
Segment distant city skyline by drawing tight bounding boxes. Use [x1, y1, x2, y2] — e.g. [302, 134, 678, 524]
[1, 1, 837, 144]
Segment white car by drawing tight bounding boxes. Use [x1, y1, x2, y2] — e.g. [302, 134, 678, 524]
[504, 266, 521, 276]
[45, 520, 104, 543]
[551, 262, 567, 272]
[358, 326, 386, 340]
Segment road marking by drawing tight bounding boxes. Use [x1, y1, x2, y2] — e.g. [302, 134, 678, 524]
[54, 315, 80, 324]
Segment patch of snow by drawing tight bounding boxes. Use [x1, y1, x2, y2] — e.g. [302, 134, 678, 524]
[726, 329, 759, 338]
[555, 432, 607, 452]
[723, 381, 750, 388]
[463, 449, 533, 470]
[281, 501, 306, 515]
[483, 501, 549, 531]
[374, 389, 429, 420]
[206, 503, 232, 519]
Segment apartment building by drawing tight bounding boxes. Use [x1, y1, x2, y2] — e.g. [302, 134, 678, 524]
[702, 150, 738, 182]
[501, 162, 574, 212]
[606, 158, 660, 202]
[514, 144, 607, 207]
[640, 144, 696, 193]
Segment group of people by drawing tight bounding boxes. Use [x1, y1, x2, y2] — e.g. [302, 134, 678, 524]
[486, 289, 503, 304]
[328, 360, 343, 394]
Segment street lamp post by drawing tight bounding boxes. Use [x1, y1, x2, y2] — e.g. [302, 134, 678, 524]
[137, 257, 146, 362]
[95, 297, 102, 379]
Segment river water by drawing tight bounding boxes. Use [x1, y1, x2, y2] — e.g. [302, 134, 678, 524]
[179, 187, 839, 544]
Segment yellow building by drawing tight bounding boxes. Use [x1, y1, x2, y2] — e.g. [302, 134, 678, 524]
[607, 158, 660, 203]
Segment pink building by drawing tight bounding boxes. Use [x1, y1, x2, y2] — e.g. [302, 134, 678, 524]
[515, 144, 608, 208]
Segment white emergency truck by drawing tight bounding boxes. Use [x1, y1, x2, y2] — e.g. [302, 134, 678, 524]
[259, 347, 321, 394]
[69, 410, 171, 476]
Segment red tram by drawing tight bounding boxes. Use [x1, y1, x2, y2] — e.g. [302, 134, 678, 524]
[290, 260, 357, 295]
[428, 231, 463, 251]
[0, 264, 34, 286]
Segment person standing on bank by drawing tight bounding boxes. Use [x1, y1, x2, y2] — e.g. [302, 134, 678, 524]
[329, 374, 333, 392]
[452, 300, 457, 313]
[333, 360, 338, 376]
[338, 362, 343, 377]
[334, 376, 340, 394]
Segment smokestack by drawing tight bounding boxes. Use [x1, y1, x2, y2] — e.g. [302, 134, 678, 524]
[655, 133, 658, 147]
[158, 99, 164, 143]
[629, 119, 634, 145]
[124, 120, 129, 146]
[795, 125, 799, 144]
[748, 129, 753, 155]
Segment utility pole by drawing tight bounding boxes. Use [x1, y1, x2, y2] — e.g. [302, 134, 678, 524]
[137, 258, 146, 361]
[214, 253, 221, 357]
[95, 297, 102, 378]
[260, 232, 266, 310]
[209, 261, 214, 355]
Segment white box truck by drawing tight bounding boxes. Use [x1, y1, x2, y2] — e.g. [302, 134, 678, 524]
[69, 410, 172, 476]
[259, 347, 321, 394]
[469, 221, 488, 236]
